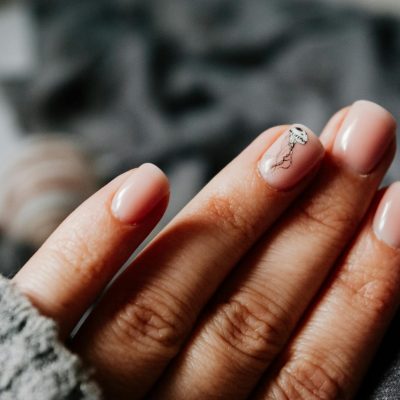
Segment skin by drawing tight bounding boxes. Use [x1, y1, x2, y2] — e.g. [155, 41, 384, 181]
[12, 104, 400, 400]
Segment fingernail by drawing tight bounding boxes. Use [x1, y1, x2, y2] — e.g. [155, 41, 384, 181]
[258, 124, 324, 191]
[111, 163, 169, 224]
[332, 100, 396, 174]
[373, 183, 400, 249]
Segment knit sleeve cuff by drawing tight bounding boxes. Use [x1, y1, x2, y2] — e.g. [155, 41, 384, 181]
[0, 274, 102, 400]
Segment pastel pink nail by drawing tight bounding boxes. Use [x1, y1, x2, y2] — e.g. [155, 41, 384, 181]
[111, 163, 169, 224]
[373, 183, 400, 249]
[332, 100, 396, 174]
[258, 124, 324, 191]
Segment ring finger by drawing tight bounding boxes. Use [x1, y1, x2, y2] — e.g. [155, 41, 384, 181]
[255, 183, 400, 399]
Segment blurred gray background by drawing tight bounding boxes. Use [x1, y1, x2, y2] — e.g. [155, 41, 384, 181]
[1, 0, 400, 264]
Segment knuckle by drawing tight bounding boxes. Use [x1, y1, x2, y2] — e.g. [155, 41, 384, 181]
[211, 297, 291, 364]
[204, 194, 256, 242]
[112, 289, 189, 357]
[296, 195, 357, 239]
[46, 228, 100, 281]
[337, 269, 397, 318]
[276, 357, 349, 400]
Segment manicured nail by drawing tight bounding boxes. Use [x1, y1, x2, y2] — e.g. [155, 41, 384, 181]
[332, 100, 396, 174]
[373, 183, 400, 249]
[111, 163, 169, 224]
[258, 124, 324, 191]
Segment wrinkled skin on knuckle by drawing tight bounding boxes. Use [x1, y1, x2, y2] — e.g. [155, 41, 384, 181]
[111, 290, 188, 359]
[203, 193, 257, 243]
[46, 227, 102, 280]
[211, 297, 291, 365]
[273, 357, 349, 400]
[336, 268, 398, 320]
[294, 171, 368, 241]
[334, 237, 400, 320]
[296, 195, 356, 241]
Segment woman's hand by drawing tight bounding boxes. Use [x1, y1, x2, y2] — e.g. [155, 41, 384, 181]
[12, 100, 400, 399]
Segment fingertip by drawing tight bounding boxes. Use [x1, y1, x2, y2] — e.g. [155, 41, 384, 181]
[332, 101, 396, 174]
[111, 163, 170, 225]
[319, 106, 350, 149]
[354, 100, 397, 129]
[373, 182, 400, 250]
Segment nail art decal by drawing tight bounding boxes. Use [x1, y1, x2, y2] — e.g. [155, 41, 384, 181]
[271, 126, 308, 170]
[258, 124, 322, 190]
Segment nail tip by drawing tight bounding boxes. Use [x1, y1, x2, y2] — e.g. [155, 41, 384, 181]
[373, 181, 400, 249]
[353, 99, 396, 126]
[140, 163, 170, 189]
[111, 164, 169, 224]
[291, 123, 325, 155]
[141, 162, 166, 176]
[333, 100, 396, 174]
[290, 123, 314, 135]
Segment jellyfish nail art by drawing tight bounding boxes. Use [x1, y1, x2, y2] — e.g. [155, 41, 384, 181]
[271, 126, 309, 170]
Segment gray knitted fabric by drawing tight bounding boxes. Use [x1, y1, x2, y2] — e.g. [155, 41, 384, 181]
[0, 275, 101, 400]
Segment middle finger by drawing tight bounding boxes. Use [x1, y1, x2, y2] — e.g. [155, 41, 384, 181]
[73, 124, 324, 398]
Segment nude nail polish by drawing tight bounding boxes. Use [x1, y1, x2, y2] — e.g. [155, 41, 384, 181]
[373, 183, 400, 249]
[111, 163, 169, 224]
[332, 100, 396, 174]
[258, 124, 324, 191]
